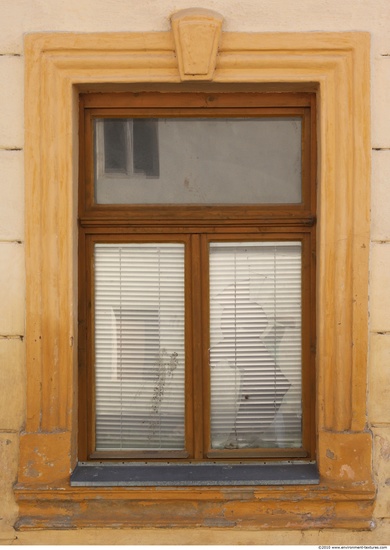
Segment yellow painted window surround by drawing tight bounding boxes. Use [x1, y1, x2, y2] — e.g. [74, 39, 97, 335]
[16, 9, 374, 530]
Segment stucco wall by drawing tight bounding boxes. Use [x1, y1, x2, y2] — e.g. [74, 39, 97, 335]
[0, 0, 389, 544]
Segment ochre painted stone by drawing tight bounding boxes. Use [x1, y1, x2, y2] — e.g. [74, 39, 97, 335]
[171, 9, 223, 80]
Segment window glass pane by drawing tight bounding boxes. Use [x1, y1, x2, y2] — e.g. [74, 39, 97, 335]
[209, 241, 302, 450]
[103, 119, 128, 173]
[94, 243, 185, 451]
[95, 117, 302, 204]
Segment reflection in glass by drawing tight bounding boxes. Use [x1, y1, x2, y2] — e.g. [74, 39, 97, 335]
[95, 117, 302, 204]
[209, 242, 302, 449]
[103, 119, 128, 173]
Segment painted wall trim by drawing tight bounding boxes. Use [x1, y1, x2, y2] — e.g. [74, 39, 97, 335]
[16, 9, 373, 529]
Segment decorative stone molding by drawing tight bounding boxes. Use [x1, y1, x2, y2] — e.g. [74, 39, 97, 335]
[171, 8, 223, 80]
[16, 16, 373, 530]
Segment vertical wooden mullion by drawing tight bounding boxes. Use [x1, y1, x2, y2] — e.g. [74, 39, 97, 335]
[77, 227, 88, 461]
[310, 95, 317, 458]
[200, 235, 211, 457]
[310, 93, 317, 216]
[302, 94, 316, 458]
[78, 232, 97, 460]
[191, 234, 204, 459]
[301, 232, 316, 459]
[301, 106, 311, 210]
[78, 96, 86, 218]
[83, 110, 95, 212]
[309, 227, 317, 458]
[184, 236, 195, 458]
[86, 234, 97, 459]
[78, 97, 88, 460]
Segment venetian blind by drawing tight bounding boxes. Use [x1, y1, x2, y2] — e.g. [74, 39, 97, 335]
[209, 241, 302, 450]
[94, 243, 185, 451]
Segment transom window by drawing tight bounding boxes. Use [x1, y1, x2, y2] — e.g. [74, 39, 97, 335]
[78, 92, 316, 462]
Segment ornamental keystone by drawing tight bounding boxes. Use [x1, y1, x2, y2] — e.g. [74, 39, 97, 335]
[171, 8, 223, 81]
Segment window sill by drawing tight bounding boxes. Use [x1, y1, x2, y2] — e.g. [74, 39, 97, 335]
[15, 469, 375, 531]
[70, 461, 320, 487]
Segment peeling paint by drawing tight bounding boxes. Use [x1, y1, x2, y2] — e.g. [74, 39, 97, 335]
[340, 464, 355, 480]
[326, 449, 335, 460]
[24, 461, 40, 479]
[377, 435, 390, 461]
[221, 489, 255, 500]
[271, 508, 287, 515]
[203, 517, 236, 527]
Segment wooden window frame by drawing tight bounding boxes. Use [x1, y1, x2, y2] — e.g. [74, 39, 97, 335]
[16, 9, 374, 530]
[78, 91, 316, 463]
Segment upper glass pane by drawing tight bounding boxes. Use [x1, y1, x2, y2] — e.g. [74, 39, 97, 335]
[94, 117, 302, 204]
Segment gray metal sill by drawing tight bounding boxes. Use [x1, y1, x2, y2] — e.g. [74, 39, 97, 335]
[70, 461, 319, 487]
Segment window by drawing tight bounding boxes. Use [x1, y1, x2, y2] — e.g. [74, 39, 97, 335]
[78, 92, 316, 465]
[18, 19, 373, 529]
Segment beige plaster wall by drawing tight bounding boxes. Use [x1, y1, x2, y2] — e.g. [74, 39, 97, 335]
[0, 0, 389, 544]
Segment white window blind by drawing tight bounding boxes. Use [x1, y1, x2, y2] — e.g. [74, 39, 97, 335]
[209, 241, 302, 450]
[94, 243, 185, 451]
